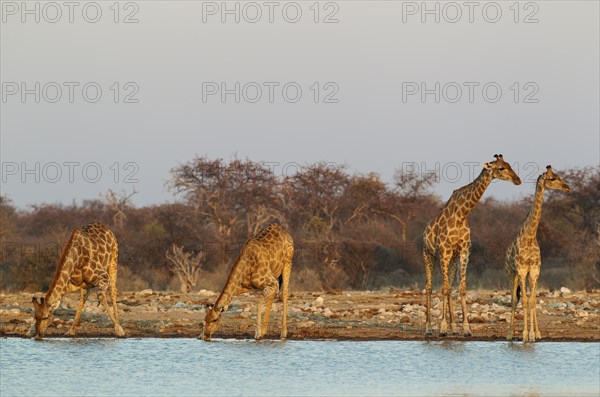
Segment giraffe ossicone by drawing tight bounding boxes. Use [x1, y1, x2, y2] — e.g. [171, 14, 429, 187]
[30, 222, 124, 340]
[505, 165, 571, 342]
[201, 223, 293, 341]
[423, 154, 522, 337]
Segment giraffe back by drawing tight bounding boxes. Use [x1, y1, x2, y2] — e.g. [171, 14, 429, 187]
[242, 223, 293, 281]
[49, 222, 118, 291]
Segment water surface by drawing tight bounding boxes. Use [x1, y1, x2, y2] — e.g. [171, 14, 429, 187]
[1, 338, 598, 396]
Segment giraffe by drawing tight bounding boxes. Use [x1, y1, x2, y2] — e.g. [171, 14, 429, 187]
[423, 154, 522, 336]
[201, 223, 293, 341]
[30, 222, 124, 340]
[506, 165, 570, 342]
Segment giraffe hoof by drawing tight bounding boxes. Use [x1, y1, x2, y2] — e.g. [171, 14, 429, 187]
[450, 324, 459, 335]
[529, 334, 536, 342]
[439, 323, 448, 337]
[424, 323, 433, 336]
[115, 325, 125, 337]
[462, 325, 472, 337]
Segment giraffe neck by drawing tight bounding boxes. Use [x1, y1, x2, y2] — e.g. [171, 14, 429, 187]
[450, 168, 493, 217]
[214, 255, 247, 310]
[520, 175, 546, 239]
[44, 255, 75, 310]
[45, 232, 79, 308]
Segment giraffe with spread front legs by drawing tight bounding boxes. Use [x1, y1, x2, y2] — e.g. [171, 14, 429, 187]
[423, 154, 522, 336]
[506, 165, 570, 342]
[30, 222, 124, 339]
[201, 223, 293, 341]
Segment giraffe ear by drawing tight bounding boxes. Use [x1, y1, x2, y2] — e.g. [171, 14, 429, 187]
[483, 162, 492, 169]
[219, 307, 225, 313]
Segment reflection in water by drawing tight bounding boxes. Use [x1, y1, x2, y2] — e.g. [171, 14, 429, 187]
[1, 339, 598, 397]
[507, 340, 536, 353]
[423, 340, 468, 352]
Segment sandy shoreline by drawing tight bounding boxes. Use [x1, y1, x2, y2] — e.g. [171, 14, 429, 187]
[2, 289, 599, 341]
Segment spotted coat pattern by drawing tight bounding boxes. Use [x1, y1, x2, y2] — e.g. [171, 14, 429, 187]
[423, 155, 522, 336]
[31, 222, 124, 339]
[202, 223, 293, 340]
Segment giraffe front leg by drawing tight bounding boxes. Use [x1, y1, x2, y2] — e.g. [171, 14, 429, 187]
[255, 295, 264, 340]
[259, 274, 281, 338]
[529, 271, 540, 341]
[260, 284, 277, 338]
[66, 288, 89, 336]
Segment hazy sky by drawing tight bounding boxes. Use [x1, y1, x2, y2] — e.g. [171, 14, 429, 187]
[1, 1, 598, 209]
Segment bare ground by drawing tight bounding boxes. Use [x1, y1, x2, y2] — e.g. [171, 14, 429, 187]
[1, 289, 599, 341]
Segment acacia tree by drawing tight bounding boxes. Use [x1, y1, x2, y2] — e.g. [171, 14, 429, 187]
[169, 157, 282, 269]
[387, 168, 438, 243]
[103, 188, 137, 230]
[165, 244, 204, 293]
[283, 162, 350, 289]
[545, 166, 600, 288]
[246, 205, 288, 236]
[283, 162, 349, 239]
[339, 173, 387, 226]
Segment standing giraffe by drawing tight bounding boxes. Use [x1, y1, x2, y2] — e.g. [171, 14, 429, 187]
[30, 222, 124, 340]
[202, 223, 293, 341]
[423, 154, 522, 336]
[506, 166, 570, 342]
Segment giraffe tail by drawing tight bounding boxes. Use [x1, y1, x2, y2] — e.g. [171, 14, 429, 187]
[516, 285, 521, 304]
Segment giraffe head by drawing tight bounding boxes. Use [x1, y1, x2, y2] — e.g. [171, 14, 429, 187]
[542, 165, 571, 192]
[483, 154, 522, 185]
[31, 296, 54, 340]
[201, 303, 225, 341]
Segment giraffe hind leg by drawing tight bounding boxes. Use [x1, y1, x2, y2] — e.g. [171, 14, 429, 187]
[280, 259, 292, 339]
[423, 250, 434, 336]
[507, 275, 518, 341]
[98, 276, 124, 337]
[518, 274, 529, 342]
[439, 255, 452, 337]
[448, 257, 459, 335]
[108, 260, 124, 337]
